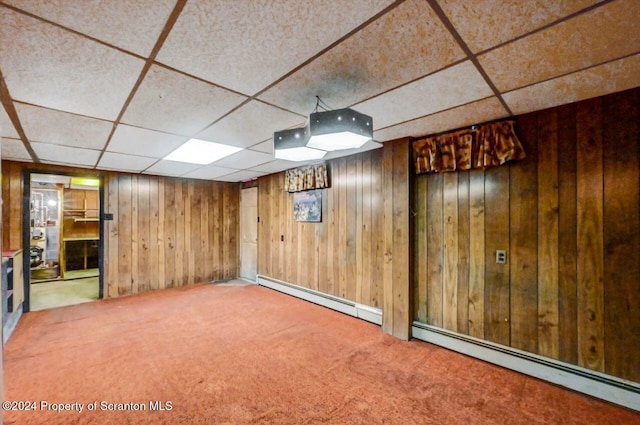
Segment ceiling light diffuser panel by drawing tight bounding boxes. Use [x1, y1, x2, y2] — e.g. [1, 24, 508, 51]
[164, 138, 242, 165]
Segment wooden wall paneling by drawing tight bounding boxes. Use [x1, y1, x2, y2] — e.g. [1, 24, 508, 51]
[355, 155, 364, 304]
[483, 166, 510, 346]
[164, 179, 177, 288]
[414, 175, 428, 323]
[297, 207, 306, 288]
[537, 108, 560, 359]
[117, 175, 132, 296]
[200, 181, 210, 282]
[147, 177, 159, 291]
[137, 176, 150, 293]
[282, 186, 291, 284]
[228, 184, 239, 279]
[106, 174, 119, 298]
[426, 173, 444, 327]
[338, 158, 348, 299]
[346, 157, 357, 301]
[391, 140, 411, 340]
[309, 197, 319, 292]
[230, 184, 240, 278]
[188, 180, 200, 284]
[157, 177, 166, 290]
[326, 168, 336, 296]
[371, 151, 383, 308]
[382, 144, 394, 334]
[257, 179, 267, 276]
[443, 172, 459, 332]
[457, 172, 470, 335]
[184, 180, 194, 284]
[174, 180, 185, 286]
[576, 98, 605, 372]
[213, 183, 222, 281]
[508, 113, 539, 353]
[270, 176, 279, 279]
[557, 102, 578, 365]
[1, 162, 9, 250]
[361, 152, 373, 307]
[274, 176, 284, 281]
[468, 169, 485, 339]
[9, 162, 21, 250]
[602, 90, 640, 382]
[316, 187, 328, 295]
[131, 176, 140, 293]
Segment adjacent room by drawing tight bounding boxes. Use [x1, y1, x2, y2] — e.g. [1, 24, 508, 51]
[0, 1, 638, 424]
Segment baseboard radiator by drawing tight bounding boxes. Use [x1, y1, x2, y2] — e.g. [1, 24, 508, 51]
[412, 322, 640, 412]
[256, 275, 382, 326]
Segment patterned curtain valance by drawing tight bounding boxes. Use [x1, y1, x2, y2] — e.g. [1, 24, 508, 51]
[413, 120, 526, 174]
[284, 163, 329, 192]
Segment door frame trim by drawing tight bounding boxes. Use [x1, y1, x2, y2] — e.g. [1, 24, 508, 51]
[22, 169, 105, 312]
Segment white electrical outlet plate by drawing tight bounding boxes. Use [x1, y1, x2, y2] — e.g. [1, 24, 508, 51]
[496, 250, 507, 264]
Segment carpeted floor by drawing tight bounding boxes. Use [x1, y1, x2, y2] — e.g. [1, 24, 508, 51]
[3, 282, 639, 424]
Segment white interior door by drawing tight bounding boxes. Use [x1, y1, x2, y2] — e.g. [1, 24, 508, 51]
[239, 187, 258, 281]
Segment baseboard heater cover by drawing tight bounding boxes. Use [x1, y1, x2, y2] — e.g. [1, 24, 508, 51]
[257, 275, 382, 326]
[412, 322, 640, 412]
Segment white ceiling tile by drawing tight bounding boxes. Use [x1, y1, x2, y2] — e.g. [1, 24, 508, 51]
[214, 170, 265, 183]
[354, 61, 494, 129]
[97, 152, 157, 172]
[108, 125, 188, 158]
[210, 149, 274, 169]
[181, 165, 238, 180]
[0, 8, 145, 120]
[374, 97, 508, 142]
[5, 0, 177, 57]
[144, 159, 202, 177]
[156, 0, 396, 95]
[248, 140, 274, 155]
[31, 142, 100, 167]
[504, 54, 640, 115]
[1, 106, 19, 138]
[439, 0, 600, 53]
[122, 65, 247, 136]
[196, 100, 304, 148]
[478, 0, 640, 92]
[259, 0, 465, 115]
[15, 103, 112, 150]
[1, 137, 31, 161]
[248, 159, 306, 174]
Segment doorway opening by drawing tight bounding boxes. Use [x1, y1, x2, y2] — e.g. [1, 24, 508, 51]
[25, 172, 103, 311]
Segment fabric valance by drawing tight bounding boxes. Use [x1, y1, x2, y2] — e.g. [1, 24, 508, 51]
[284, 163, 329, 192]
[413, 120, 526, 174]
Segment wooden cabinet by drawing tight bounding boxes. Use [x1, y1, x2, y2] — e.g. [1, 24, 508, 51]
[61, 189, 99, 277]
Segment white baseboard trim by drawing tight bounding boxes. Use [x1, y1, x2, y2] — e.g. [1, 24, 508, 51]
[3, 303, 23, 345]
[412, 322, 640, 412]
[257, 275, 382, 326]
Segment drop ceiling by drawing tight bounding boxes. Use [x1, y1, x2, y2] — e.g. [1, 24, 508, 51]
[1, 0, 638, 182]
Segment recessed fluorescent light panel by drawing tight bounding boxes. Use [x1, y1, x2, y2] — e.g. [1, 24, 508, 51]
[164, 139, 242, 165]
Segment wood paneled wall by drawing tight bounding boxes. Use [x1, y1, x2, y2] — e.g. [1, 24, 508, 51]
[413, 88, 640, 382]
[1, 161, 240, 299]
[257, 139, 413, 338]
[103, 173, 239, 297]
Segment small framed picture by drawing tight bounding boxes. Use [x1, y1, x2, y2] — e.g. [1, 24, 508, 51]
[293, 189, 322, 222]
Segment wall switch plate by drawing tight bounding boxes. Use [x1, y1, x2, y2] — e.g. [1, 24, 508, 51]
[496, 250, 507, 264]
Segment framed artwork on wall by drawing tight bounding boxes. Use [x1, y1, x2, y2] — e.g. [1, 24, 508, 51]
[293, 189, 322, 222]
